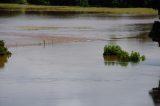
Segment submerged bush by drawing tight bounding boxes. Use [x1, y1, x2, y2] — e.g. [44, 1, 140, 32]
[0, 40, 5, 47]
[118, 50, 130, 62]
[103, 44, 145, 63]
[141, 55, 146, 61]
[0, 40, 11, 56]
[103, 44, 122, 56]
[130, 51, 142, 62]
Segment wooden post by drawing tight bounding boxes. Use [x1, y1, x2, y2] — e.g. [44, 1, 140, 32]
[52, 40, 53, 46]
[43, 40, 45, 48]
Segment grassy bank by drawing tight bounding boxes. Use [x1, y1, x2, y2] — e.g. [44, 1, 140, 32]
[0, 3, 158, 15]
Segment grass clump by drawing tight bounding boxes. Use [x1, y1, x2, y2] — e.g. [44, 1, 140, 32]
[0, 40, 11, 56]
[103, 44, 145, 63]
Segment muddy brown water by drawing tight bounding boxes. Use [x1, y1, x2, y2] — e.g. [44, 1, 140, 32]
[0, 13, 160, 106]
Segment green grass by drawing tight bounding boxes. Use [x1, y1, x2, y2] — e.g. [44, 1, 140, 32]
[0, 3, 158, 14]
[103, 44, 145, 62]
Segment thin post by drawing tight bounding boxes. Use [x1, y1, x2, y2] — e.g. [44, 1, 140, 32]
[43, 40, 45, 48]
[52, 40, 53, 46]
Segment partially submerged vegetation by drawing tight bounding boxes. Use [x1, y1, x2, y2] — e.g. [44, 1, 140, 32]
[103, 44, 145, 63]
[0, 40, 11, 56]
[0, 40, 11, 68]
[0, 3, 157, 15]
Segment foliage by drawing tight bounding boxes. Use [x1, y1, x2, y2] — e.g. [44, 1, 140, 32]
[118, 50, 130, 62]
[27, 0, 49, 5]
[141, 55, 146, 61]
[112, 0, 120, 7]
[103, 44, 122, 56]
[150, 0, 160, 10]
[0, 40, 5, 47]
[103, 44, 145, 63]
[130, 51, 140, 62]
[17, 0, 27, 4]
[0, 40, 11, 56]
[0, 0, 157, 8]
[80, 0, 89, 7]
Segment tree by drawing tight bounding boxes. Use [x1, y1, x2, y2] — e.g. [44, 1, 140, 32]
[112, 0, 120, 7]
[17, 0, 27, 4]
[49, 0, 78, 6]
[150, 0, 160, 10]
[27, 0, 50, 5]
[80, 0, 89, 7]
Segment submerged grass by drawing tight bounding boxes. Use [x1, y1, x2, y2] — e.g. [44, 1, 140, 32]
[0, 3, 157, 15]
[18, 25, 91, 30]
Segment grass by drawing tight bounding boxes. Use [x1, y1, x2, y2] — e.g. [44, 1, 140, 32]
[18, 25, 91, 30]
[0, 3, 158, 15]
[103, 44, 145, 63]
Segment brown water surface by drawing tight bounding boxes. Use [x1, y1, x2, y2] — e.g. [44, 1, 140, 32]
[0, 13, 160, 106]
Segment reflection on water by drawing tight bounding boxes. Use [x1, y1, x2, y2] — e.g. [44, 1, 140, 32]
[0, 55, 10, 69]
[0, 11, 23, 17]
[103, 56, 140, 67]
[104, 61, 129, 67]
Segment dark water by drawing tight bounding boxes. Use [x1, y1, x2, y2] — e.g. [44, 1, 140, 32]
[0, 13, 160, 106]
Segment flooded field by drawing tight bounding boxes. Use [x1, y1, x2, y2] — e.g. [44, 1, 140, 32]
[0, 13, 160, 106]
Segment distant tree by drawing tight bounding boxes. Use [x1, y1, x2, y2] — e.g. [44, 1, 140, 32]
[80, 0, 89, 7]
[27, 0, 50, 5]
[112, 0, 120, 7]
[150, 0, 160, 10]
[150, 0, 160, 18]
[0, 0, 26, 4]
[17, 0, 27, 4]
[49, 0, 78, 6]
[0, 0, 155, 7]
[0, 0, 16, 3]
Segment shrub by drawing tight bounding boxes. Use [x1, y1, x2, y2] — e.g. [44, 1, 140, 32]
[103, 44, 122, 56]
[0, 40, 11, 56]
[130, 51, 141, 62]
[103, 44, 145, 63]
[141, 55, 146, 61]
[0, 40, 5, 47]
[118, 50, 130, 62]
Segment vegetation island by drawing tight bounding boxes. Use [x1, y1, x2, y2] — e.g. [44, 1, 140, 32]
[0, 40, 11, 56]
[103, 44, 145, 63]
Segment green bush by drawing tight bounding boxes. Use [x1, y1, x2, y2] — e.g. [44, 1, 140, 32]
[141, 55, 146, 61]
[130, 51, 141, 62]
[103, 44, 122, 56]
[0, 40, 11, 56]
[103, 44, 145, 63]
[0, 40, 5, 47]
[80, 0, 89, 7]
[118, 50, 130, 62]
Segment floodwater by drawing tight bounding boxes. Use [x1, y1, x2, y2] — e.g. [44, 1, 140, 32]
[0, 13, 160, 106]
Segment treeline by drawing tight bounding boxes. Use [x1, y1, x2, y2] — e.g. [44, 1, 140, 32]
[0, 0, 155, 7]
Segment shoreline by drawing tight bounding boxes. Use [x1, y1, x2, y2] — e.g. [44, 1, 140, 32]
[0, 3, 158, 15]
